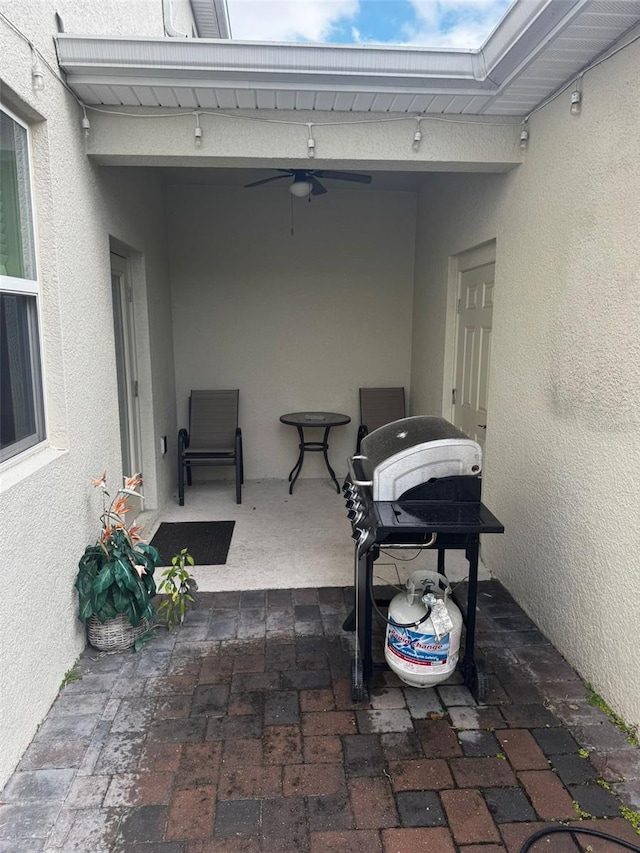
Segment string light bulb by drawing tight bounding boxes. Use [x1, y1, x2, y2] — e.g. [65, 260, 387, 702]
[307, 123, 316, 158]
[412, 118, 422, 152]
[31, 48, 45, 91]
[81, 109, 91, 138]
[194, 112, 202, 147]
[519, 122, 529, 149]
[570, 77, 582, 116]
[570, 90, 581, 114]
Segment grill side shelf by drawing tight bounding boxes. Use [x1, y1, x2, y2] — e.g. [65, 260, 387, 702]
[373, 501, 505, 535]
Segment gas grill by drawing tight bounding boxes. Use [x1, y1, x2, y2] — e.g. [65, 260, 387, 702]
[343, 416, 504, 702]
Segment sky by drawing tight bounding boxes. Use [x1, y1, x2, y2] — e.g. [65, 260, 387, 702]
[225, 0, 514, 49]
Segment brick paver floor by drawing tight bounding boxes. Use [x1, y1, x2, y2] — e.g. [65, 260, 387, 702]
[1, 580, 640, 852]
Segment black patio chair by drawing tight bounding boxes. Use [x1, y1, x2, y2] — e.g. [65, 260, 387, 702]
[178, 389, 243, 505]
[356, 387, 406, 453]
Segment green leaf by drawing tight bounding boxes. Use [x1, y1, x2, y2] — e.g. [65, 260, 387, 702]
[93, 564, 115, 594]
[134, 631, 155, 653]
[114, 558, 137, 592]
[112, 586, 129, 613]
[78, 598, 94, 621]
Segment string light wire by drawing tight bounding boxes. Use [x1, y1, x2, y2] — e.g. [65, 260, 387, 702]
[2, 8, 639, 149]
[524, 30, 640, 123]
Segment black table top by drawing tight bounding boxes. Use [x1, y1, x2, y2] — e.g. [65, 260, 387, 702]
[280, 412, 351, 427]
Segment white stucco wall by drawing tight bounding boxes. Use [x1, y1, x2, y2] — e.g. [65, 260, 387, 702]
[0, 10, 177, 787]
[168, 184, 416, 481]
[411, 39, 640, 727]
[88, 108, 521, 173]
[55, 0, 195, 38]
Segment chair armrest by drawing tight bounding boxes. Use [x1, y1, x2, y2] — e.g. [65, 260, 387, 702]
[178, 428, 190, 451]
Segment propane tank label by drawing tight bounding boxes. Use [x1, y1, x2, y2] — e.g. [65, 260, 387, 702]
[386, 621, 450, 666]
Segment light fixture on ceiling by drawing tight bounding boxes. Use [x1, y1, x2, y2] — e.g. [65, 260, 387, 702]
[289, 180, 312, 198]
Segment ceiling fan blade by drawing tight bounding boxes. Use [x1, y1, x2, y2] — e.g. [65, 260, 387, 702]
[315, 170, 372, 184]
[309, 176, 328, 196]
[244, 175, 289, 188]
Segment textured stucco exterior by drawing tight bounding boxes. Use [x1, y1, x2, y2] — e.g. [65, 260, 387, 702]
[0, 2, 178, 788]
[85, 107, 522, 172]
[411, 38, 640, 728]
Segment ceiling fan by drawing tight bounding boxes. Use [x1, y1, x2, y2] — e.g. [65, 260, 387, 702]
[244, 169, 372, 197]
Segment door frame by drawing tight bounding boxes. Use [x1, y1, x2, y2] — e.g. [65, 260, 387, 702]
[442, 240, 496, 422]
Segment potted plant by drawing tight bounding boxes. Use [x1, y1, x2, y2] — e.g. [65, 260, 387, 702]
[75, 471, 160, 651]
[157, 548, 198, 630]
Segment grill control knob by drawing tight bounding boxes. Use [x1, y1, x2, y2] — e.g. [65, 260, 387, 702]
[345, 499, 355, 509]
[351, 526, 365, 541]
[347, 510, 357, 520]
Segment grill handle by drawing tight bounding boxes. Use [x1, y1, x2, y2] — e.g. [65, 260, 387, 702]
[347, 455, 373, 487]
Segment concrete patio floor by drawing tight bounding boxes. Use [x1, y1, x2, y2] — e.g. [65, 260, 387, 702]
[1, 481, 638, 851]
[142, 479, 488, 591]
[1, 578, 640, 852]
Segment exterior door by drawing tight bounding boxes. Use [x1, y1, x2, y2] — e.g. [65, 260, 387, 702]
[110, 252, 143, 516]
[453, 260, 494, 454]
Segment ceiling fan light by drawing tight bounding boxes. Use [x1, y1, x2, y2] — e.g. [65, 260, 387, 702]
[289, 180, 312, 198]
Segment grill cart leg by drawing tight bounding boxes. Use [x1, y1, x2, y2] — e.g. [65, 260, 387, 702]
[345, 544, 378, 702]
[460, 539, 488, 702]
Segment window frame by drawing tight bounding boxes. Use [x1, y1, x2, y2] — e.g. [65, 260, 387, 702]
[0, 102, 46, 465]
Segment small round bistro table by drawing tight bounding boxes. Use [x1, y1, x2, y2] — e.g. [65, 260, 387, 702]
[280, 412, 351, 494]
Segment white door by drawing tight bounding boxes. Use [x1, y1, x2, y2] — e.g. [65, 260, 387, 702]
[453, 260, 494, 454]
[110, 253, 143, 516]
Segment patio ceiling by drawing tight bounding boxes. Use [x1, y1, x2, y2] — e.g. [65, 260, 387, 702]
[56, 0, 640, 117]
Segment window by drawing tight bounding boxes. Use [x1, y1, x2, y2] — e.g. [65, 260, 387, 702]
[0, 104, 45, 463]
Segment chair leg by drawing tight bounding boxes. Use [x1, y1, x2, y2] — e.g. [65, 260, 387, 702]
[186, 461, 192, 486]
[178, 455, 185, 506]
[236, 458, 242, 504]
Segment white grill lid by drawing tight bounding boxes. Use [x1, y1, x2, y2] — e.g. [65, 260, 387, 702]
[360, 416, 482, 501]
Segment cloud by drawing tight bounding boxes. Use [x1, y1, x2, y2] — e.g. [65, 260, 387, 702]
[403, 0, 513, 48]
[227, 0, 360, 42]
[225, 0, 513, 49]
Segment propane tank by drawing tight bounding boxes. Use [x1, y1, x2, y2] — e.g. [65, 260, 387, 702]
[385, 571, 462, 688]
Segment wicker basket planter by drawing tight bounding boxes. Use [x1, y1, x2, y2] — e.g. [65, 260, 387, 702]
[86, 613, 150, 652]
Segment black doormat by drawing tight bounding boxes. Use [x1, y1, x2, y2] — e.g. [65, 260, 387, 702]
[149, 521, 235, 566]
